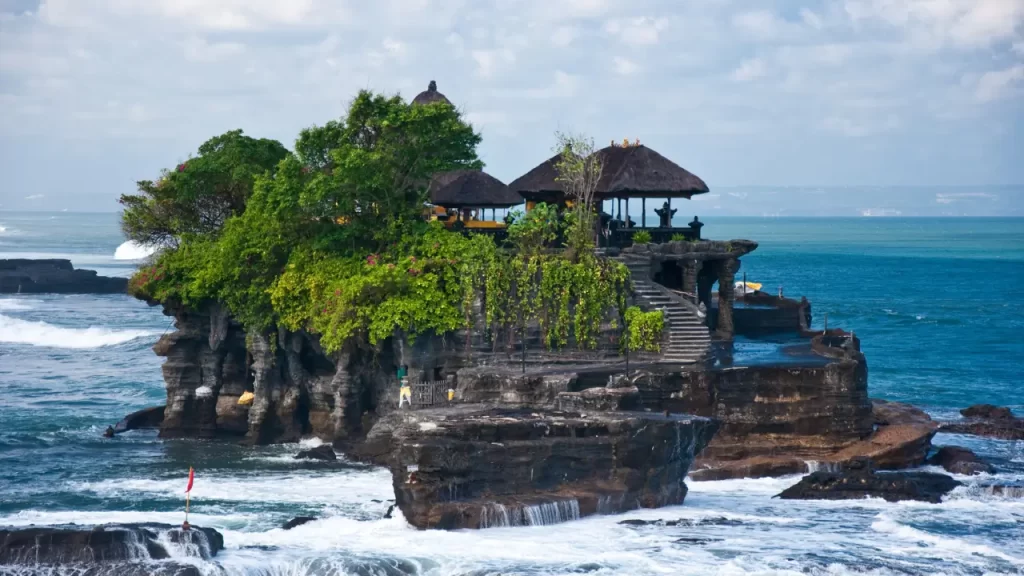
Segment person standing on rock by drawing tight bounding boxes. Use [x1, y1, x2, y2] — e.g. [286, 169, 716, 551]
[399, 376, 412, 408]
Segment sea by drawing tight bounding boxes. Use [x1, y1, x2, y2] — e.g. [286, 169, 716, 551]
[1, 211, 1023, 576]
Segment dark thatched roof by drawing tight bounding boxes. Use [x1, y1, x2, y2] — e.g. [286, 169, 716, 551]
[507, 153, 568, 203]
[508, 144, 709, 202]
[412, 80, 452, 106]
[428, 170, 523, 208]
[594, 144, 709, 199]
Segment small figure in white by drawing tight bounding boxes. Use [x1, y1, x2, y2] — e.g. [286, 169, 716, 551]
[399, 377, 412, 408]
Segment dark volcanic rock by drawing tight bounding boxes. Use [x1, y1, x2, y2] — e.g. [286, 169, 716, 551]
[295, 444, 337, 461]
[961, 404, 1014, 420]
[0, 523, 223, 565]
[872, 399, 934, 426]
[363, 404, 719, 530]
[0, 259, 128, 294]
[939, 405, 1024, 440]
[282, 516, 318, 530]
[927, 446, 994, 476]
[777, 459, 961, 503]
[112, 405, 165, 434]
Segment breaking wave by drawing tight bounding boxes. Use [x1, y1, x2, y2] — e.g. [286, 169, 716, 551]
[0, 314, 157, 348]
[114, 240, 157, 260]
[0, 298, 39, 311]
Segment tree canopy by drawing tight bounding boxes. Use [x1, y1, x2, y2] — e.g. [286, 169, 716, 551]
[127, 88, 644, 353]
[119, 130, 289, 247]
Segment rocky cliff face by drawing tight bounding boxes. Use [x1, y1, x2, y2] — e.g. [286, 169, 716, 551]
[153, 302, 400, 444]
[359, 405, 719, 530]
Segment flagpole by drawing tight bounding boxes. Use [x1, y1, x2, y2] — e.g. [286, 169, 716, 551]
[185, 492, 190, 522]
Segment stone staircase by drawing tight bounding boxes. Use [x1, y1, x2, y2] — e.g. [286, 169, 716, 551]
[612, 254, 711, 365]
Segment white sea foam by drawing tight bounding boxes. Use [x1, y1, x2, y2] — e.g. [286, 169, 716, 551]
[0, 314, 157, 348]
[73, 468, 394, 508]
[114, 240, 157, 260]
[0, 298, 39, 311]
[871, 514, 1024, 565]
[0, 509, 258, 530]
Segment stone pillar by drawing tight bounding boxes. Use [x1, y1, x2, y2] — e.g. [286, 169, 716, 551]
[682, 259, 701, 301]
[716, 258, 738, 340]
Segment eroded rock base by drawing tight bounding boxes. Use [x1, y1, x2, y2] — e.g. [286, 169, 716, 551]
[361, 405, 719, 530]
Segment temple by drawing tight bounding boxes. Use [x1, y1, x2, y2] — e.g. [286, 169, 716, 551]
[144, 82, 911, 532]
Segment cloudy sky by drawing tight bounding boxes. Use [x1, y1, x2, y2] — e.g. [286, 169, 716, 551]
[1, 0, 1022, 215]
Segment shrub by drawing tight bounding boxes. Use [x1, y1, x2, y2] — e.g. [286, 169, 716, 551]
[633, 230, 652, 244]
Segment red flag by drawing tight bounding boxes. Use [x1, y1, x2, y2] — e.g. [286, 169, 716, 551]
[185, 467, 194, 493]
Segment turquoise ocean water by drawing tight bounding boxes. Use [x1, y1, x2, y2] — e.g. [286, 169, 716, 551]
[1, 212, 1022, 575]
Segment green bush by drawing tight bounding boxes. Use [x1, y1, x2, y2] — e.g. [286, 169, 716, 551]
[623, 306, 664, 352]
[633, 230, 652, 244]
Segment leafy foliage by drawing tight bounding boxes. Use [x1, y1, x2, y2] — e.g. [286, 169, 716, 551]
[623, 306, 664, 352]
[127, 90, 632, 355]
[119, 130, 289, 247]
[633, 230, 653, 244]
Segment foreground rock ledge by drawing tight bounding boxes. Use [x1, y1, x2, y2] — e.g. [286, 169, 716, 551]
[359, 404, 719, 530]
[0, 523, 223, 566]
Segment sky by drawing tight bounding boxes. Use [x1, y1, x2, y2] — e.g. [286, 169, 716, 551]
[0, 0, 1023, 215]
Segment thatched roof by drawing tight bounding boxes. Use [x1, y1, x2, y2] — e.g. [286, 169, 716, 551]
[428, 170, 523, 208]
[594, 144, 709, 199]
[506, 153, 567, 203]
[508, 144, 709, 202]
[412, 80, 452, 106]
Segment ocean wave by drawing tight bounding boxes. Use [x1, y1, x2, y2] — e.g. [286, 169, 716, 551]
[114, 240, 157, 260]
[72, 468, 394, 508]
[0, 314, 158, 348]
[0, 298, 40, 311]
[871, 514, 1024, 565]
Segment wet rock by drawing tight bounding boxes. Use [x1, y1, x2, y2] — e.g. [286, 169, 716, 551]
[0, 259, 128, 294]
[978, 485, 1024, 498]
[281, 516, 317, 530]
[777, 458, 961, 503]
[690, 456, 808, 481]
[0, 523, 223, 564]
[872, 399, 934, 427]
[364, 404, 719, 530]
[112, 405, 166, 434]
[674, 537, 723, 545]
[939, 405, 1024, 440]
[961, 404, 1014, 420]
[294, 444, 337, 461]
[927, 446, 994, 476]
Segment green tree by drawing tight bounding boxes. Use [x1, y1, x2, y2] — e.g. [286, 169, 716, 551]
[298, 90, 483, 250]
[119, 130, 289, 246]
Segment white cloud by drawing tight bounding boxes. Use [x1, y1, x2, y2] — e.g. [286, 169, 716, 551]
[975, 65, 1024, 102]
[612, 56, 638, 75]
[550, 26, 579, 47]
[732, 10, 800, 41]
[844, 0, 1024, 48]
[2, 0, 1023, 210]
[800, 8, 824, 30]
[732, 58, 766, 81]
[182, 36, 246, 63]
[471, 50, 497, 77]
[24, 194, 44, 200]
[605, 17, 669, 45]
